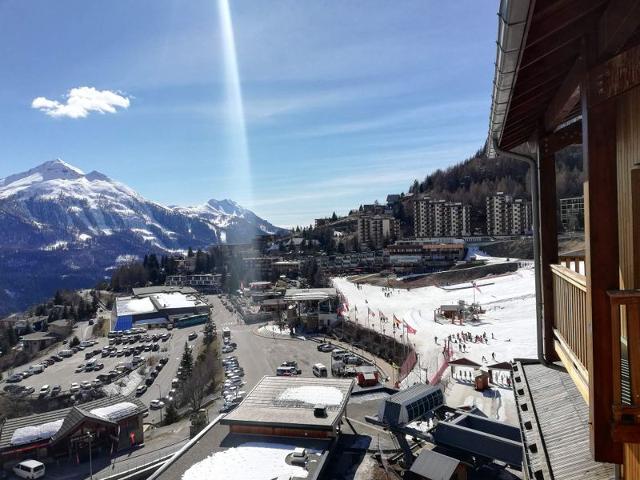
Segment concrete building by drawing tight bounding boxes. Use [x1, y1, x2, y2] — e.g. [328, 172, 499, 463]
[221, 376, 354, 438]
[486, 193, 532, 236]
[165, 273, 221, 292]
[112, 289, 209, 331]
[283, 288, 339, 331]
[386, 240, 466, 273]
[19, 332, 57, 355]
[46, 319, 73, 338]
[414, 197, 471, 238]
[357, 214, 399, 249]
[559, 196, 584, 231]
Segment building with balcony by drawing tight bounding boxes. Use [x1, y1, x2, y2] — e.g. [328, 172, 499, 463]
[559, 196, 585, 231]
[487, 0, 640, 476]
[356, 214, 399, 249]
[413, 197, 471, 238]
[486, 193, 532, 236]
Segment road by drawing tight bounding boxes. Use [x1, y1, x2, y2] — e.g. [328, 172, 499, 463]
[205, 294, 340, 412]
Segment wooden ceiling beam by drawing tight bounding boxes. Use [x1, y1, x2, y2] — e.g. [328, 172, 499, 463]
[598, 0, 640, 57]
[544, 55, 585, 132]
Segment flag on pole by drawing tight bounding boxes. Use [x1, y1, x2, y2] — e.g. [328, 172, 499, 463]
[393, 314, 401, 328]
[403, 320, 417, 334]
[378, 310, 386, 321]
[368, 306, 375, 317]
[354, 305, 358, 312]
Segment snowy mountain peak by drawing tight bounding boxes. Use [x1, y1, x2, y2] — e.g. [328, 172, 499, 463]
[0, 159, 85, 189]
[206, 198, 244, 215]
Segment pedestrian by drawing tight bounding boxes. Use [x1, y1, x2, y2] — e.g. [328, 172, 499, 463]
[492, 352, 496, 361]
[482, 355, 487, 363]
[434, 336, 438, 344]
[491, 332, 495, 340]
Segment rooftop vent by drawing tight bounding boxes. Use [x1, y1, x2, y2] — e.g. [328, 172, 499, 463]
[314, 404, 327, 418]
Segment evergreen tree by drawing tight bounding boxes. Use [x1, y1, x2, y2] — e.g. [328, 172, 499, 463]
[331, 211, 338, 221]
[187, 247, 194, 257]
[180, 343, 194, 377]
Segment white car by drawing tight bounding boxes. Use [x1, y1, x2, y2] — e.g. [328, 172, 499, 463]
[150, 399, 165, 410]
[70, 382, 80, 393]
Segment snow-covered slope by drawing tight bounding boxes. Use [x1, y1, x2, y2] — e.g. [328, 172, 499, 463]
[0, 159, 285, 314]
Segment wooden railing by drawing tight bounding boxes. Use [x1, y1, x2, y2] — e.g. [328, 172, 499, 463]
[551, 263, 588, 376]
[558, 253, 585, 275]
[608, 289, 640, 443]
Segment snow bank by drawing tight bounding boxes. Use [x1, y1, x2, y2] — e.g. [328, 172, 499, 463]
[278, 386, 343, 406]
[90, 402, 138, 422]
[182, 442, 308, 480]
[11, 419, 63, 446]
[333, 265, 536, 376]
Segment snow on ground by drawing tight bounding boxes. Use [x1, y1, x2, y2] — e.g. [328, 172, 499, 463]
[182, 442, 309, 480]
[332, 264, 536, 378]
[90, 402, 138, 422]
[278, 386, 343, 406]
[11, 419, 64, 446]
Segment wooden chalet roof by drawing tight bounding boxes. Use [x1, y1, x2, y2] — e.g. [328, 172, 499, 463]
[490, 0, 640, 151]
[448, 357, 481, 367]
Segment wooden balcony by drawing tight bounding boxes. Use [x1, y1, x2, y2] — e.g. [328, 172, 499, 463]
[608, 289, 640, 443]
[551, 262, 589, 400]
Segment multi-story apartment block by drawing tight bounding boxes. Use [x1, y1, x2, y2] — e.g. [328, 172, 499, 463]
[559, 196, 584, 231]
[413, 197, 471, 237]
[486, 192, 532, 236]
[356, 214, 398, 249]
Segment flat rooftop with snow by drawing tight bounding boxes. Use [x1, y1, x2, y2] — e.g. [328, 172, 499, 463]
[221, 375, 354, 437]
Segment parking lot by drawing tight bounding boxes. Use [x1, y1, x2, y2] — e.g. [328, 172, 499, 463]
[0, 318, 205, 422]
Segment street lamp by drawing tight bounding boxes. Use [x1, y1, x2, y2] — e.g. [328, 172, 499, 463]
[86, 431, 94, 480]
[157, 384, 163, 424]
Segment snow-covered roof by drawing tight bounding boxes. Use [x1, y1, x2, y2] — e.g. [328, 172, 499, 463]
[150, 292, 205, 310]
[181, 442, 310, 480]
[283, 288, 337, 302]
[221, 376, 354, 430]
[116, 296, 156, 316]
[10, 420, 63, 446]
[90, 402, 139, 422]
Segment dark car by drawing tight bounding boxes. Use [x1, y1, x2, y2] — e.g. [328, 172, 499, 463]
[145, 376, 154, 386]
[317, 343, 334, 352]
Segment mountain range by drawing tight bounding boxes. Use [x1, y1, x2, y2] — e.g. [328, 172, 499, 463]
[0, 159, 284, 315]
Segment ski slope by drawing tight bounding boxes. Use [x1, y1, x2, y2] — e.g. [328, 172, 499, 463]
[332, 264, 537, 376]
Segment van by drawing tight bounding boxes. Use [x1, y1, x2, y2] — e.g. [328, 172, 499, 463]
[28, 364, 44, 374]
[331, 349, 348, 361]
[222, 327, 231, 338]
[13, 459, 45, 479]
[276, 366, 296, 376]
[312, 363, 328, 377]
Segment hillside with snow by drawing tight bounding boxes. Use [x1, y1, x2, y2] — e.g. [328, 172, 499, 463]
[0, 159, 285, 314]
[333, 265, 537, 377]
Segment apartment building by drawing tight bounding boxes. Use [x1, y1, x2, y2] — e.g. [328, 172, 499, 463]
[559, 196, 584, 231]
[413, 197, 471, 238]
[486, 192, 532, 236]
[356, 214, 399, 249]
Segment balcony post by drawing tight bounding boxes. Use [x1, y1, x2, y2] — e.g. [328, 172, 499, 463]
[582, 74, 622, 462]
[539, 138, 559, 362]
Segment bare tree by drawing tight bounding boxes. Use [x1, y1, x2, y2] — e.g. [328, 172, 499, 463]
[181, 348, 218, 412]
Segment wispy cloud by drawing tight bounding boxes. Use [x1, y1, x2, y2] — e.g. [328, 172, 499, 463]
[32, 86, 130, 118]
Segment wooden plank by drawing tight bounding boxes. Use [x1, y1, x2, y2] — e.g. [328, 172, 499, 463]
[588, 43, 640, 105]
[582, 72, 622, 462]
[539, 142, 558, 362]
[554, 336, 589, 404]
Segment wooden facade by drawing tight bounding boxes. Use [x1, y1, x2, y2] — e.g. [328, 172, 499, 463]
[490, 0, 640, 476]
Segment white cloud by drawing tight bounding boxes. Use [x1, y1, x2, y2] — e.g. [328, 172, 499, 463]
[31, 86, 130, 118]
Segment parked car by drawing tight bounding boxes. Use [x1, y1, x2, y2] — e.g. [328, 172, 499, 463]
[221, 345, 234, 353]
[38, 385, 50, 398]
[80, 381, 92, 390]
[145, 377, 154, 386]
[70, 382, 81, 393]
[50, 385, 61, 397]
[75, 364, 85, 373]
[92, 379, 102, 388]
[7, 373, 23, 383]
[136, 385, 147, 396]
[317, 343, 334, 352]
[13, 459, 45, 479]
[219, 402, 238, 413]
[188, 331, 198, 341]
[280, 361, 302, 374]
[149, 399, 165, 409]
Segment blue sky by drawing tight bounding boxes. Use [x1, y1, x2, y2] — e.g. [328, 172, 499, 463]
[0, 1, 498, 228]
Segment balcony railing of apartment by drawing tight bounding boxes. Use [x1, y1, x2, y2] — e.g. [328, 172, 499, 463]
[608, 289, 640, 443]
[551, 257, 588, 390]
